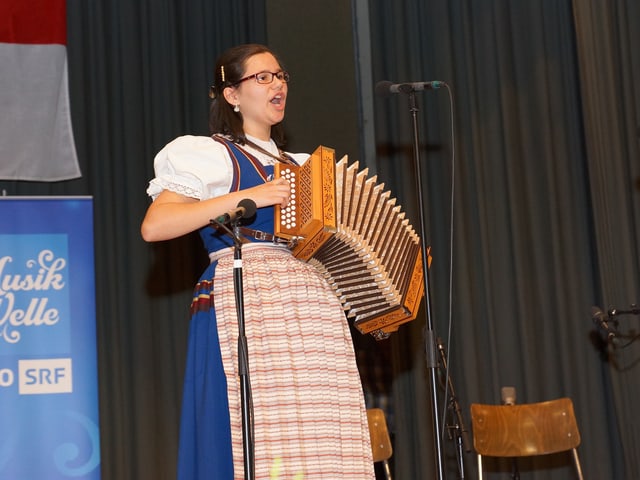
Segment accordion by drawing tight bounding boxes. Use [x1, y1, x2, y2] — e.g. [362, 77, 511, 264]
[274, 145, 425, 339]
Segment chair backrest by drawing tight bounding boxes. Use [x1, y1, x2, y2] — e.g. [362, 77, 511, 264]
[470, 397, 580, 457]
[367, 408, 393, 463]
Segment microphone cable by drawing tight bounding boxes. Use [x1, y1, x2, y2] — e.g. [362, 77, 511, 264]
[434, 82, 465, 451]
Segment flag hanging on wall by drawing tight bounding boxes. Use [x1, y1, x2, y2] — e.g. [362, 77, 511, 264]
[0, 0, 81, 181]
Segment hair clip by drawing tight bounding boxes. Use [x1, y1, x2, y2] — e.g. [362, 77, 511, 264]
[220, 65, 225, 83]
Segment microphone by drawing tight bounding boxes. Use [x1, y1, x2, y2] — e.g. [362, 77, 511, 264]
[501, 386, 516, 406]
[375, 80, 445, 96]
[214, 198, 257, 225]
[592, 306, 617, 341]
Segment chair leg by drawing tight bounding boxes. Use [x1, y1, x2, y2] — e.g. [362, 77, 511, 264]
[572, 448, 584, 480]
[382, 459, 392, 480]
[477, 454, 484, 480]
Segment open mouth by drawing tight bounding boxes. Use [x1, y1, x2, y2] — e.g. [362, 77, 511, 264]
[270, 94, 285, 106]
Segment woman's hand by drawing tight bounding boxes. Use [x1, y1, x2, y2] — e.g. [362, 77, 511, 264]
[245, 177, 291, 208]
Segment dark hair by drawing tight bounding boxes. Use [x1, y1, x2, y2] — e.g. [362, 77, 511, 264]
[208, 44, 286, 146]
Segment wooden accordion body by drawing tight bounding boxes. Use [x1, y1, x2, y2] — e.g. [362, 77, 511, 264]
[274, 146, 424, 339]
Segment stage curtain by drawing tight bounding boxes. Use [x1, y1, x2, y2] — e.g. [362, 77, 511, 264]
[571, 0, 640, 478]
[2, 0, 639, 479]
[366, 0, 639, 478]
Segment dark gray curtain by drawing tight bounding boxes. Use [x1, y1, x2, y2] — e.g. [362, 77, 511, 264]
[572, 1, 640, 478]
[367, 0, 639, 479]
[2, 0, 639, 479]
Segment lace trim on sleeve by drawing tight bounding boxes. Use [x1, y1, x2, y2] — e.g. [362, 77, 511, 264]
[147, 178, 201, 200]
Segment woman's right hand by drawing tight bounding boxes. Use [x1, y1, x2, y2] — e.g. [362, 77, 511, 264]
[246, 177, 291, 208]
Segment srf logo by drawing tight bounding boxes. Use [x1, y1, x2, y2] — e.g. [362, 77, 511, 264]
[18, 358, 72, 394]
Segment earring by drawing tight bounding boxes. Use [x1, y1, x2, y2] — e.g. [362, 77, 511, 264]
[234, 104, 240, 113]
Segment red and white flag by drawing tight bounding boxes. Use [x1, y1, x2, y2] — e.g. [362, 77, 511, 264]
[0, 0, 81, 181]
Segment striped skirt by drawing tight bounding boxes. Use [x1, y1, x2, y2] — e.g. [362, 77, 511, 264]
[185, 243, 374, 479]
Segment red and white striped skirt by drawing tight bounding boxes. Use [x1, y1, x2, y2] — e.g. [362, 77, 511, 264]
[209, 244, 375, 479]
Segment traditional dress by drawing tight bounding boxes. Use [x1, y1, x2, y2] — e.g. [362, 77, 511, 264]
[147, 135, 375, 480]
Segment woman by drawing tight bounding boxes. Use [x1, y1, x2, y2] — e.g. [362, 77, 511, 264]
[141, 44, 374, 479]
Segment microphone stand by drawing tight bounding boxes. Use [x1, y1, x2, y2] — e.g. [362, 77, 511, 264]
[437, 338, 471, 479]
[608, 304, 640, 317]
[209, 219, 255, 480]
[405, 89, 446, 480]
[606, 304, 640, 346]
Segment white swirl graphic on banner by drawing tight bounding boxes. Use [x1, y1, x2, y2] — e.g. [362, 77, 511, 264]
[54, 411, 101, 476]
[0, 250, 66, 344]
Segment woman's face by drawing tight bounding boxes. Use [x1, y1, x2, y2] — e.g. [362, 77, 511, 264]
[226, 52, 288, 140]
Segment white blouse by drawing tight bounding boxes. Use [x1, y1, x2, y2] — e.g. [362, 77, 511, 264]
[146, 134, 309, 200]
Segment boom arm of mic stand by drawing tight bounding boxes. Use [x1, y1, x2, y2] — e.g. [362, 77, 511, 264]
[407, 91, 446, 480]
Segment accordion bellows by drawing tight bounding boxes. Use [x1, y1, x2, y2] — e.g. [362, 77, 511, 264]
[275, 146, 424, 339]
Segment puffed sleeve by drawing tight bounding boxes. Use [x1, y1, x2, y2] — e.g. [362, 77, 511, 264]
[146, 135, 233, 200]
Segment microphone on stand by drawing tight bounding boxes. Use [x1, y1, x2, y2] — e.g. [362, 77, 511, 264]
[214, 198, 257, 225]
[591, 306, 617, 341]
[500, 386, 520, 479]
[501, 386, 516, 406]
[375, 80, 446, 96]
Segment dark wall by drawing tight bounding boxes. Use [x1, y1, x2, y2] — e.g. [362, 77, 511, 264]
[265, 0, 361, 161]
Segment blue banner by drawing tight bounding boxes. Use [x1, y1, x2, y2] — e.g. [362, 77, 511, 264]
[0, 197, 100, 479]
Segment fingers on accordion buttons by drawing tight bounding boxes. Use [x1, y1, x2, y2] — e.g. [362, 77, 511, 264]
[284, 169, 296, 228]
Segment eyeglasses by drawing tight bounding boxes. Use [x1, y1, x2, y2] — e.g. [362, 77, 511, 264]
[235, 70, 290, 85]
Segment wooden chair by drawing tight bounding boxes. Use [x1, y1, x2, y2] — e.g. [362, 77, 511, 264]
[367, 408, 393, 480]
[470, 397, 584, 479]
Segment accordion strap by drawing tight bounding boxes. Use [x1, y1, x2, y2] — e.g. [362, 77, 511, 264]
[242, 138, 299, 166]
[238, 227, 299, 247]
